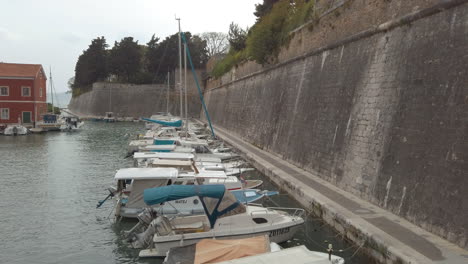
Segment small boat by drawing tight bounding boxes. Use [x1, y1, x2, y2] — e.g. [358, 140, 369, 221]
[103, 112, 116, 122]
[132, 185, 305, 257]
[107, 168, 271, 219]
[163, 235, 345, 264]
[60, 117, 84, 132]
[3, 125, 28, 135]
[36, 113, 63, 131]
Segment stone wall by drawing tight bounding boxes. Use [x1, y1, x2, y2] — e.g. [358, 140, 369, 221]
[203, 0, 468, 249]
[69, 70, 204, 118]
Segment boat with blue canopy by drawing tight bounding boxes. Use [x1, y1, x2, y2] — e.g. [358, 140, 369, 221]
[129, 185, 305, 258]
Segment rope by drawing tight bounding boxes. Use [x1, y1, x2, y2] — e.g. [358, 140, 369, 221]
[180, 32, 216, 138]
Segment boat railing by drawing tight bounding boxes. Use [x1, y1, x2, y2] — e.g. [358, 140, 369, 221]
[249, 207, 305, 225]
[267, 207, 305, 219]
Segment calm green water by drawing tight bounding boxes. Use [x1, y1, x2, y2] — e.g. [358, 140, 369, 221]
[0, 122, 375, 264]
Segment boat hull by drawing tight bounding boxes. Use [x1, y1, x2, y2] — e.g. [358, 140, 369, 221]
[139, 222, 303, 257]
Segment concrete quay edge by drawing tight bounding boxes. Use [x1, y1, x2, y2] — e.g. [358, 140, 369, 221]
[199, 121, 468, 264]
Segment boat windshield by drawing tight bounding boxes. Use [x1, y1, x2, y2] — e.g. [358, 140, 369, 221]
[201, 190, 246, 223]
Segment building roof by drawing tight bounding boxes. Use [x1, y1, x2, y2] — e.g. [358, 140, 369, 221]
[0, 62, 46, 79]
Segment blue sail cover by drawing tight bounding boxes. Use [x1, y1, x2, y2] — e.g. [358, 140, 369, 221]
[142, 118, 182, 127]
[144, 185, 225, 205]
[154, 139, 176, 145]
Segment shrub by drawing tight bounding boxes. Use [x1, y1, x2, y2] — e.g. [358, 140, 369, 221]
[213, 0, 316, 76]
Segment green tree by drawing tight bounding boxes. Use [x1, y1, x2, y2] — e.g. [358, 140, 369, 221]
[108, 37, 142, 82]
[227, 23, 248, 52]
[254, 0, 280, 19]
[74, 36, 108, 88]
[146, 34, 161, 75]
[145, 32, 208, 83]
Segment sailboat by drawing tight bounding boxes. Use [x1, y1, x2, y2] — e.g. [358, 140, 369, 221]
[36, 68, 63, 131]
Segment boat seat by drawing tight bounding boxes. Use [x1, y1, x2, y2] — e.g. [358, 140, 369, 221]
[173, 221, 205, 233]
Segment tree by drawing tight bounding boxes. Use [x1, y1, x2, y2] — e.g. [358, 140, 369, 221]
[74, 36, 108, 88]
[66, 77, 74, 94]
[108, 37, 142, 82]
[145, 32, 208, 83]
[186, 34, 208, 67]
[200, 32, 229, 57]
[227, 23, 248, 52]
[145, 34, 161, 74]
[254, 0, 281, 19]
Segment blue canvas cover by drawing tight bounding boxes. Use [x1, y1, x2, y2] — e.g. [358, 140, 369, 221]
[144, 185, 225, 205]
[143, 185, 244, 228]
[154, 139, 176, 145]
[43, 114, 57, 123]
[142, 118, 182, 127]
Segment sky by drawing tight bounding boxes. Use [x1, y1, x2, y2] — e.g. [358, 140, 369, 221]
[0, 0, 261, 92]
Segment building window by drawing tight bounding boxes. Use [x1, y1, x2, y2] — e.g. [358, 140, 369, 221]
[22, 86, 31, 97]
[40, 87, 43, 97]
[0, 86, 8, 96]
[1, 108, 9, 120]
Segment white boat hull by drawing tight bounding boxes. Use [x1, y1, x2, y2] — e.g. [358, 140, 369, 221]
[3, 125, 28, 135]
[140, 220, 303, 257]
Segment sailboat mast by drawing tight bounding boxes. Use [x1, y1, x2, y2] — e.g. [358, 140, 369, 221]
[176, 17, 183, 119]
[49, 67, 54, 114]
[167, 72, 170, 115]
[184, 42, 188, 137]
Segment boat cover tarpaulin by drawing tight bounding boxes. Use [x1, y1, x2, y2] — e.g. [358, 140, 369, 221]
[142, 118, 182, 127]
[163, 236, 270, 264]
[194, 236, 270, 264]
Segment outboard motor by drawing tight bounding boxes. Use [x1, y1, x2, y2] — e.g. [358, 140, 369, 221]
[125, 208, 158, 241]
[128, 215, 173, 249]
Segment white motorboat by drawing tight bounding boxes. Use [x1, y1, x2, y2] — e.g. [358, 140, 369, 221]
[60, 117, 84, 131]
[107, 168, 266, 219]
[3, 125, 28, 135]
[163, 235, 345, 264]
[36, 113, 64, 131]
[133, 152, 245, 168]
[131, 185, 304, 257]
[103, 112, 116, 122]
[216, 245, 345, 264]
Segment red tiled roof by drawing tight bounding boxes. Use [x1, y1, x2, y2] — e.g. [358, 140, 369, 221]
[0, 62, 45, 79]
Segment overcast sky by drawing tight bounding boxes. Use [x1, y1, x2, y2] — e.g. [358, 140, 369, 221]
[0, 0, 261, 92]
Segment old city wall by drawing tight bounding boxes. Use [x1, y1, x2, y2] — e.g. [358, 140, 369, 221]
[203, 0, 468, 249]
[69, 70, 203, 118]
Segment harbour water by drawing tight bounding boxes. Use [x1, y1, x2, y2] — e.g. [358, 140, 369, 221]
[0, 122, 375, 264]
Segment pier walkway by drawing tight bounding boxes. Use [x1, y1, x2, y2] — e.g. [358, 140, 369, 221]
[207, 123, 468, 264]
